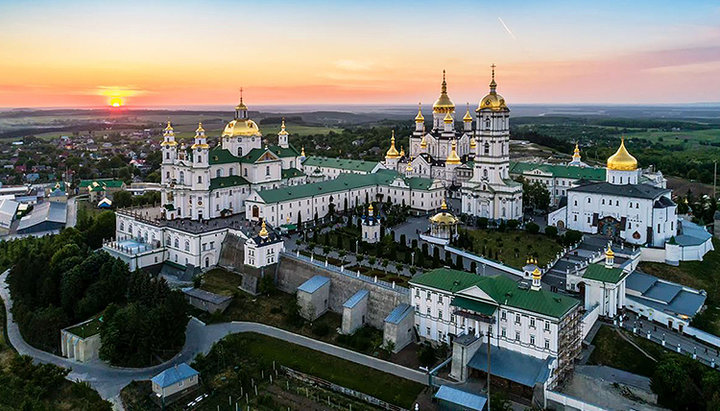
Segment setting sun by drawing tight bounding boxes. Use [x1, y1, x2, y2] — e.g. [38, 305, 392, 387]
[109, 97, 124, 107]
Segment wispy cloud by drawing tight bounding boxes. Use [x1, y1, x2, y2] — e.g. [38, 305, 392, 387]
[498, 17, 516, 40]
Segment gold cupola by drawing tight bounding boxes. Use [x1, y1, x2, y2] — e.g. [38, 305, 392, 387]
[406, 156, 413, 172]
[573, 143, 581, 160]
[301, 146, 306, 157]
[607, 137, 638, 171]
[258, 220, 269, 238]
[433, 70, 455, 114]
[477, 64, 508, 112]
[429, 198, 459, 225]
[385, 131, 400, 159]
[161, 120, 177, 146]
[415, 103, 425, 123]
[443, 112, 453, 124]
[224, 91, 261, 137]
[400, 146, 405, 157]
[470, 135, 477, 149]
[445, 140, 462, 165]
[279, 118, 289, 135]
[420, 134, 428, 149]
[164, 120, 173, 132]
[463, 103, 473, 122]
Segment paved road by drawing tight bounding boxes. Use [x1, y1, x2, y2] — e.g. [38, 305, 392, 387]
[66, 196, 78, 228]
[0, 270, 429, 406]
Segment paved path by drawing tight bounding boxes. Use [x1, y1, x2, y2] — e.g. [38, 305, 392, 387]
[0, 270, 429, 406]
[620, 312, 720, 368]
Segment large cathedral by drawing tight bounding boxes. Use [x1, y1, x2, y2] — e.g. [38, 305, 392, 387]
[385, 67, 523, 220]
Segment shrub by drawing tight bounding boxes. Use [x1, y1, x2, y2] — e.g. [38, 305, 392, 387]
[312, 322, 330, 337]
[545, 226, 558, 237]
[506, 219, 519, 230]
[526, 222, 540, 234]
[476, 217, 489, 229]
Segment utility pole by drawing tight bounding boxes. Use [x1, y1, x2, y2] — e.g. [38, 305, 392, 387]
[714, 160, 717, 199]
[487, 331, 491, 410]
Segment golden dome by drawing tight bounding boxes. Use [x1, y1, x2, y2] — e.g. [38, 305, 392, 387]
[222, 119, 261, 137]
[279, 118, 289, 135]
[236, 89, 248, 111]
[386, 131, 400, 159]
[607, 138, 637, 171]
[443, 112, 454, 124]
[463, 104, 473, 122]
[445, 140, 462, 165]
[420, 134, 428, 149]
[400, 146, 405, 157]
[301, 146, 306, 157]
[573, 143, 581, 159]
[605, 244, 615, 257]
[470, 136, 476, 149]
[477, 64, 508, 112]
[532, 267, 542, 279]
[415, 103, 425, 123]
[196, 122, 205, 133]
[406, 157, 413, 172]
[258, 220, 268, 238]
[164, 120, 173, 131]
[433, 70, 455, 113]
[430, 199, 458, 225]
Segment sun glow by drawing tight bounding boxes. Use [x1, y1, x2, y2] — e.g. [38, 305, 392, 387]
[109, 97, 124, 107]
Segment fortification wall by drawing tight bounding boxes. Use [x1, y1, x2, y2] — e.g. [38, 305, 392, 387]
[277, 254, 409, 329]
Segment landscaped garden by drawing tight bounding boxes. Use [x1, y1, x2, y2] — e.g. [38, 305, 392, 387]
[457, 227, 565, 269]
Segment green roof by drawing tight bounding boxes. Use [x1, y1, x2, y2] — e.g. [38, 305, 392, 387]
[411, 268, 580, 319]
[209, 175, 250, 191]
[253, 170, 436, 204]
[302, 156, 380, 173]
[583, 263, 627, 283]
[67, 316, 102, 338]
[509, 162, 606, 181]
[270, 144, 301, 158]
[209, 147, 241, 165]
[406, 176, 434, 190]
[79, 179, 124, 189]
[451, 296, 497, 316]
[282, 168, 305, 179]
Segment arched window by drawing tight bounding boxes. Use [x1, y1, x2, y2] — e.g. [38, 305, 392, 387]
[165, 152, 170, 159]
[120, 221, 124, 231]
[483, 169, 488, 179]
[229, 167, 234, 176]
[217, 169, 222, 178]
[485, 118, 491, 129]
[166, 171, 170, 179]
[179, 171, 185, 184]
[238, 147, 243, 156]
[174, 238, 179, 248]
[184, 240, 190, 251]
[484, 142, 490, 155]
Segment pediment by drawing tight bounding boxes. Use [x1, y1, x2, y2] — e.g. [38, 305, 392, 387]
[456, 285, 497, 304]
[257, 151, 280, 162]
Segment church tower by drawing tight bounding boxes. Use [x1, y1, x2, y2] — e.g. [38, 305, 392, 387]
[471, 65, 510, 185]
[606, 138, 640, 185]
[191, 122, 209, 169]
[278, 118, 289, 148]
[385, 131, 401, 169]
[432, 70, 455, 131]
[160, 120, 177, 209]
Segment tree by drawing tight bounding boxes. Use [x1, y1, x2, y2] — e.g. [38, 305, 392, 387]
[526, 221, 540, 234]
[545, 226, 558, 238]
[112, 190, 133, 209]
[258, 275, 276, 295]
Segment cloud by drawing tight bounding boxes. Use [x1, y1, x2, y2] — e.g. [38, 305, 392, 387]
[94, 86, 148, 97]
[498, 17, 516, 40]
[333, 59, 374, 72]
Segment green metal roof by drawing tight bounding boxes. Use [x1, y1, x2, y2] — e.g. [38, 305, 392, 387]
[411, 268, 579, 319]
[209, 147, 241, 165]
[451, 296, 497, 316]
[209, 175, 250, 190]
[509, 162, 606, 181]
[79, 179, 124, 189]
[253, 170, 436, 204]
[583, 263, 627, 283]
[281, 167, 305, 179]
[270, 144, 301, 158]
[302, 156, 380, 173]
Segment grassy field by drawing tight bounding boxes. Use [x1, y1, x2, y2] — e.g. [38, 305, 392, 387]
[588, 325, 665, 377]
[625, 129, 720, 148]
[640, 238, 720, 334]
[202, 333, 425, 409]
[465, 228, 563, 269]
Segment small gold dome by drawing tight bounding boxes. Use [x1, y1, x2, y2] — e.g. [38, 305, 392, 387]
[164, 120, 173, 131]
[420, 134, 428, 149]
[406, 157, 413, 172]
[196, 122, 205, 133]
[400, 146, 405, 157]
[477, 65, 508, 112]
[386, 131, 400, 159]
[301, 146, 306, 157]
[279, 118, 289, 135]
[415, 103, 425, 123]
[445, 140, 462, 165]
[443, 112, 454, 124]
[433, 70, 455, 113]
[470, 136, 476, 149]
[532, 267, 542, 279]
[463, 104, 473, 122]
[258, 220, 268, 238]
[605, 244, 615, 257]
[223, 119, 261, 137]
[430, 199, 458, 225]
[607, 138, 637, 171]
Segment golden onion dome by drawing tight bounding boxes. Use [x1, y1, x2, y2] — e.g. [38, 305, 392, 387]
[477, 64, 508, 112]
[301, 146, 306, 157]
[196, 122, 205, 133]
[415, 103, 425, 123]
[420, 134, 427, 149]
[222, 119, 261, 137]
[400, 146, 405, 157]
[470, 136, 476, 149]
[164, 120, 173, 131]
[605, 244, 615, 257]
[385, 131, 400, 159]
[443, 112, 454, 124]
[368, 203, 374, 213]
[278, 118, 289, 135]
[573, 143, 581, 159]
[258, 220, 269, 238]
[463, 104, 473, 122]
[433, 70, 455, 113]
[607, 138, 637, 171]
[406, 157, 413, 172]
[532, 267, 542, 279]
[445, 140, 462, 165]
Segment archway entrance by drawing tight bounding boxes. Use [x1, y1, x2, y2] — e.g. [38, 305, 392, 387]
[252, 205, 259, 219]
[556, 220, 565, 230]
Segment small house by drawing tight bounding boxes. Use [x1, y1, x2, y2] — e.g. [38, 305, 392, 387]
[151, 363, 200, 400]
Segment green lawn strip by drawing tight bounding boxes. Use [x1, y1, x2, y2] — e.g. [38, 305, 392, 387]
[242, 333, 424, 408]
[465, 229, 563, 269]
[588, 325, 667, 377]
[200, 268, 243, 296]
[66, 316, 102, 338]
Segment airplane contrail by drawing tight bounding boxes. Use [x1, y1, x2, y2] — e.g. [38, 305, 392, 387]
[498, 17, 516, 39]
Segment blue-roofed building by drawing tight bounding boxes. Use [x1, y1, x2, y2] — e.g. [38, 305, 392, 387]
[434, 385, 487, 411]
[342, 289, 369, 334]
[625, 270, 706, 332]
[297, 275, 331, 321]
[151, 363, 199, 399]
[383, 303, 414, 353]
[466, 343, 553, 392]
[665, 218, 714, 264]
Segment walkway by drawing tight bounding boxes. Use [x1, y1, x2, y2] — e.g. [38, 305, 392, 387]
[0, 270, 429, 405]
[620, 312, 720, 368]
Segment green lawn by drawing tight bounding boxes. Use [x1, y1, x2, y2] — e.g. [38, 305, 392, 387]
[625, 129, 720, 148]
[588, 325, 664, 377]
[640, 238, 720, 334]
[464, 228, 563, 269]
[228, 333, 424, 408]
[66, 317, 102, 338]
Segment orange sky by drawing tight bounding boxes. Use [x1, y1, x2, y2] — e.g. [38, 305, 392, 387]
[1, 1, 719, 107]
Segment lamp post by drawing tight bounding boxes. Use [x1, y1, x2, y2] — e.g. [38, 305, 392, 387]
[411, 251, 415, 266]
[355, 239, 359, 255]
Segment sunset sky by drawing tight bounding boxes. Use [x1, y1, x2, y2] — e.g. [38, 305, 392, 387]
[1, 0, 719, 108]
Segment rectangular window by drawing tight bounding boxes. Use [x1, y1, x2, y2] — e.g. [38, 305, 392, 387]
[545, 339, 550, 349]
[545, 322, 550, 331]
[426, 307, 431, 316]
[501, 328, 506, 338]
[530, 318, 535, 328]
[438, 310, 443, 320]
[530, 335, 535, 346]
[501, 310, 506, 320]
[515, 332, 520, 341]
